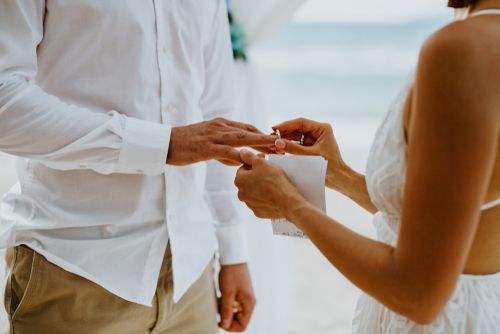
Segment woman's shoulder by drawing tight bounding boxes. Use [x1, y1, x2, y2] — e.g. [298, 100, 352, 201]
[409, 17, 500, 133]
[415, 18, 499, 117]
[419, 19, 490, 74]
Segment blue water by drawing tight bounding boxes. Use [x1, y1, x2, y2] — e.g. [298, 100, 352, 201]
[252, 17, 451, 123]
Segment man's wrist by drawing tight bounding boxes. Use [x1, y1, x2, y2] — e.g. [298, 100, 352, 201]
[166, 126, 180, 165]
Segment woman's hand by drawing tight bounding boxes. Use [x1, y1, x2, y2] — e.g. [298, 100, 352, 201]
[272, 118, 346, 189]
[234, 150, 309, 220]
[273, 118, 341, 160]
[272, 118, 378, 213]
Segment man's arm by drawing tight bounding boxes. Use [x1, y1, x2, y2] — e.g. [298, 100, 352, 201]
[0, 1, 171, 175]
[200, 1, 256, 332]
[0, 1, 275, 175]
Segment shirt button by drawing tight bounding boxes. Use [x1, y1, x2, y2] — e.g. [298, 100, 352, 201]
[161, 46, 167, 54]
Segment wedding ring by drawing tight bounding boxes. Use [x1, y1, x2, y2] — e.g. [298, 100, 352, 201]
[300, 134, 305, 145]
[275, 129, 281, 140]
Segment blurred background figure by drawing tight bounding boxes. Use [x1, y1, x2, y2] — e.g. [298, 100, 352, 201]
[0, 1, 451, 333]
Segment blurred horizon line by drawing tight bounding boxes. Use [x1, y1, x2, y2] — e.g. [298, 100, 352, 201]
[291, 13, 452, 27]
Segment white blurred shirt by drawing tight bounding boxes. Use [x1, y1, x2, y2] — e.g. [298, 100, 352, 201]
[0, 0, 247, 306]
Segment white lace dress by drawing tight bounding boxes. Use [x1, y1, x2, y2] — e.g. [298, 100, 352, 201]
[352, 74, 500, 333]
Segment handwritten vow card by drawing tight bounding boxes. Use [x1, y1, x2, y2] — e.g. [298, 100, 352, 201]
[268, 155, 327, 239]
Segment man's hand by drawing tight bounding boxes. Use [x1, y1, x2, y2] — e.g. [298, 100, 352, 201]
[218, 263, 256, 332]
[167, 118, 276, 166]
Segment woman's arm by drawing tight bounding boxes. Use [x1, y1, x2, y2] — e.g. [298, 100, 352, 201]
[328, 163, 377, 214]
[236, 21, 499, 324]
[272, 118, 378, 213]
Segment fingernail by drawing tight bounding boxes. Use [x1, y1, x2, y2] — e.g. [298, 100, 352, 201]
[222, 320, 231, 329]
[275, 139, 286, 150]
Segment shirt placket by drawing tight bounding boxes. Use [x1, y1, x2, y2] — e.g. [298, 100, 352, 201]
[153, 0, 172, 239]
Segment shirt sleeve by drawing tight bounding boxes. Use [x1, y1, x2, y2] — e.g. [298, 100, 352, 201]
[0, 1, 171, 175]
[201, 0, 248, 265]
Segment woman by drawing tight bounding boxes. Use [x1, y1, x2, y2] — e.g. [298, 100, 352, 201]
[234, 0, 500, 332]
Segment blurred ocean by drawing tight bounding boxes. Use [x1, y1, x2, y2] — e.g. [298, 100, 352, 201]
[253, 17, 450, 125]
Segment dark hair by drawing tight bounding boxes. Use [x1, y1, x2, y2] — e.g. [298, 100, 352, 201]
[448, 0, 478, 8]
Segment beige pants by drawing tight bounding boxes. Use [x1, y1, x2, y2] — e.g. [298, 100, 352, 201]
[3, 245, 219, 334]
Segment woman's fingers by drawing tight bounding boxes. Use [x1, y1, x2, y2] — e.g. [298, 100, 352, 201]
[277, 133, 317, 147]
[277, 130, 303, 141]
[276, 139, 318, 156]
[272, 117, 325, 134]
[275, 139, 286, 152]
[239, 149, 260, 166]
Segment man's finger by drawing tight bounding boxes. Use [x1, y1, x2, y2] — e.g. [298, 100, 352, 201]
[217, 159, 243, 167]
[223, 119, 263, 134]
[212, 146, 242, 164]
[251, 146, 275, 155]
[239, 149, 261, 167]
[218, 132, 276, 147]
[233, 297, 255, 332]
[219, 294, 236, 330]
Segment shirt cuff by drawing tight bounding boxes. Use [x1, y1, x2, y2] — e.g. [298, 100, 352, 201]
[216, 224, 249, 265]
[118, 117, 171, 175]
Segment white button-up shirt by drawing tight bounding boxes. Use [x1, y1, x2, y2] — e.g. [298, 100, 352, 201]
[0, 0, 247, 305]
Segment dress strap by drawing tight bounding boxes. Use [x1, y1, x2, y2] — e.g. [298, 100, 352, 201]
[481, 198, 500, 211]
[470, 9, 500, 17]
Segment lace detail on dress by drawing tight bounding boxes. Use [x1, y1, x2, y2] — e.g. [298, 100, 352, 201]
[365, 75, 413, 218]
[353, 273, 500, 334]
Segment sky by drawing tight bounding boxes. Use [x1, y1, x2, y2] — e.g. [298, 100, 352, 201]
[293, 0, 453, 23]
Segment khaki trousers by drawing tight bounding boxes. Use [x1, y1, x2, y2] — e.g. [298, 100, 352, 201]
[3, 245, 219, 334]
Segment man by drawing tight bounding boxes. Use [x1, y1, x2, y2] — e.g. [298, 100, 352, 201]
[0, 1, 274, 333]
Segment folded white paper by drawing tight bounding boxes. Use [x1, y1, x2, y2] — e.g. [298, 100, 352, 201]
[268, 155, 327, 238]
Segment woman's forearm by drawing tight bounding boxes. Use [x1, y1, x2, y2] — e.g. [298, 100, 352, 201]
[285, 203, 438, 323]
[326, 162, 378, 214]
